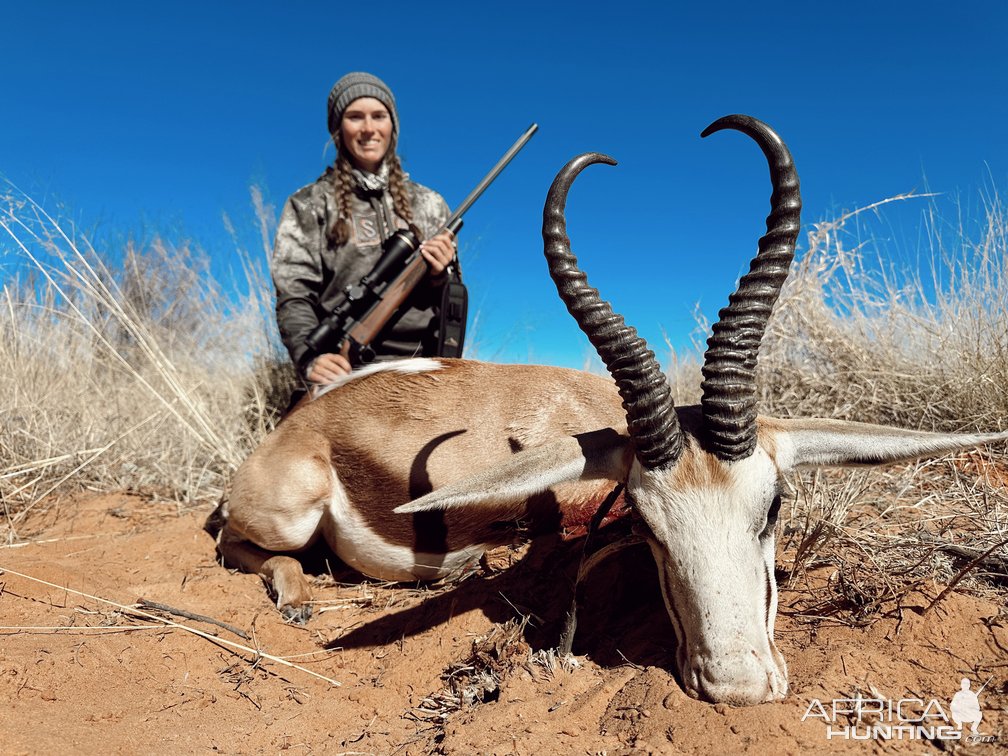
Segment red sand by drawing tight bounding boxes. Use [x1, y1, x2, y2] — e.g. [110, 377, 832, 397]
[1, 493, 1004, 754]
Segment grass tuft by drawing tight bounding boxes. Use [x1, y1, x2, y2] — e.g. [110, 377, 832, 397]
[0, 187, 293, 537]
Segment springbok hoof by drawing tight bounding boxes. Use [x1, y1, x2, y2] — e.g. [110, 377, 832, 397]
[280, 603, 313, 625]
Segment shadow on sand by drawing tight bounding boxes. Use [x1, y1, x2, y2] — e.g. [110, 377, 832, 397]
[308, 524, 678, 673]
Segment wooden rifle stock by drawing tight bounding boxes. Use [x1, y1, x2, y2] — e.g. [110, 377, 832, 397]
[338, 253, 430, 360]
[312, 122, 538, 364]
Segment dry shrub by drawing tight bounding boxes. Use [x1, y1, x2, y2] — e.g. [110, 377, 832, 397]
[666, 192, 1008, 432]
[0, 188, 294, 535]
[662, 190, 1008, 612]
[764, 192, 1008, 609]
[760, 192, 1008, 431]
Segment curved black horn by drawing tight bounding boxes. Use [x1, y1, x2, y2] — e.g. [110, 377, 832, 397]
[699, 115, 802, 462]
[543, 153, 683, 469]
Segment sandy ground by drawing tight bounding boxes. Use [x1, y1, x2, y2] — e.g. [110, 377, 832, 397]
[0, 492, 1005, 755]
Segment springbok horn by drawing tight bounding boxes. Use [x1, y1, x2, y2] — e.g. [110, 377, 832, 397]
[543, 153, 683, 469]
[700, 115, 802, 462]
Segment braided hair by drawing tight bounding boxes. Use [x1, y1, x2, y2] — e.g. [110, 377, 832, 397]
[326, 131, 414, 247]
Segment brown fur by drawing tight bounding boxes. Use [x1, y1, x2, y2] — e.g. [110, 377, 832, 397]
[671, 441, 733, 490]
[656, 405, 733, 489]
[756, 416, 781, 463]
[302, 360, 626, 549]
[221, 365, 804, 580]
[222, 360, 629, 575]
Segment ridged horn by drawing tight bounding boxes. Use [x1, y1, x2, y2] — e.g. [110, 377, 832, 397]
[700, 115, 802, 461]
[543, 153, 683, 469]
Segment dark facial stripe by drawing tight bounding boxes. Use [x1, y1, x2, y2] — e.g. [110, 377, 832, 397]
[657, 560, 686, 646]
[764, 560, 773, 628]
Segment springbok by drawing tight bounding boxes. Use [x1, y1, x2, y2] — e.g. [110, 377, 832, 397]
[212, 115, 1008, 705]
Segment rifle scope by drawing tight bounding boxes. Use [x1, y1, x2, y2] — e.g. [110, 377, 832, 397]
[301, 123, 538, 364]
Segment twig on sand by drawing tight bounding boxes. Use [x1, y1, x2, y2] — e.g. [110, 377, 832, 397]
[0, 565, 340, 687]
[0, 534, 112, 550]
[922, 536, 1008, 582]
[0, 624, 160, 634]
[922, 537, 1008, 615]
[136, 598, 250, 640]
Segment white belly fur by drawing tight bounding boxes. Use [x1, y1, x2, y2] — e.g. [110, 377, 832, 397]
[322, 465, 485, 582]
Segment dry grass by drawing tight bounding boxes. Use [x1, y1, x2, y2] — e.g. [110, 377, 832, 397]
[410, 619, 528, 718]
[759, 192, 1008, 616]
[653, 191, 1008, 620]
[2, 181, 1007, 615]
[760, 192, 1008, 430]
[0, 187, 294, 538]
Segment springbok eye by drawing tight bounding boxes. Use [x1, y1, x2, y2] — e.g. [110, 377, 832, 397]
[761, 493, 782, 537]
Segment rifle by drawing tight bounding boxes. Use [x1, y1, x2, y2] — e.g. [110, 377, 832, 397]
[302, 123, 539, 367]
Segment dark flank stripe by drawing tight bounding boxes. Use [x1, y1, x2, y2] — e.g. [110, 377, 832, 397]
[408, 429, 465, 555]
[412, 511, 448, 555]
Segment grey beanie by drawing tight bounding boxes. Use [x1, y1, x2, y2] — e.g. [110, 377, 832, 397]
[327, 72, 398, 137]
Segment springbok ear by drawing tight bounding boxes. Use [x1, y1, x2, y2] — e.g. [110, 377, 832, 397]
[394, 428, 633, 514]
[765, 417, 1008, 471]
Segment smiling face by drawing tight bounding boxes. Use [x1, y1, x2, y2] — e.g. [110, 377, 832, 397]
[340, 96, 393, 172]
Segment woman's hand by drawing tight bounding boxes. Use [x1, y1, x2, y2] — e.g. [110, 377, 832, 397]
[307, 352, 352, 384]
[420, 230, 456, 276]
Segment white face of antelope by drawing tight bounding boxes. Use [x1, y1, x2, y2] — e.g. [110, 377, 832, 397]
[628, 442, 787, 705]
[393, 397, 1008, 705]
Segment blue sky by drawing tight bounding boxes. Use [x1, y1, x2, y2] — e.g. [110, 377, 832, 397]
[2, 1, 1006, 368]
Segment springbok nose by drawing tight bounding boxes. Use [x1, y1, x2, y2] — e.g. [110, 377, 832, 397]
[687, 650, 787, 705]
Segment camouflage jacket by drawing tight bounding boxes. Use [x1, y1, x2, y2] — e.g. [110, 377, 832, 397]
[272, 171, 453, 376]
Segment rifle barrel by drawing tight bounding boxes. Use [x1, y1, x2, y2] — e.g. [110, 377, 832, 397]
[444, 123, 538, 229]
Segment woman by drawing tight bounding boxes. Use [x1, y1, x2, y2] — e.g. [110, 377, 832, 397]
[272, 72, 458, 384]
